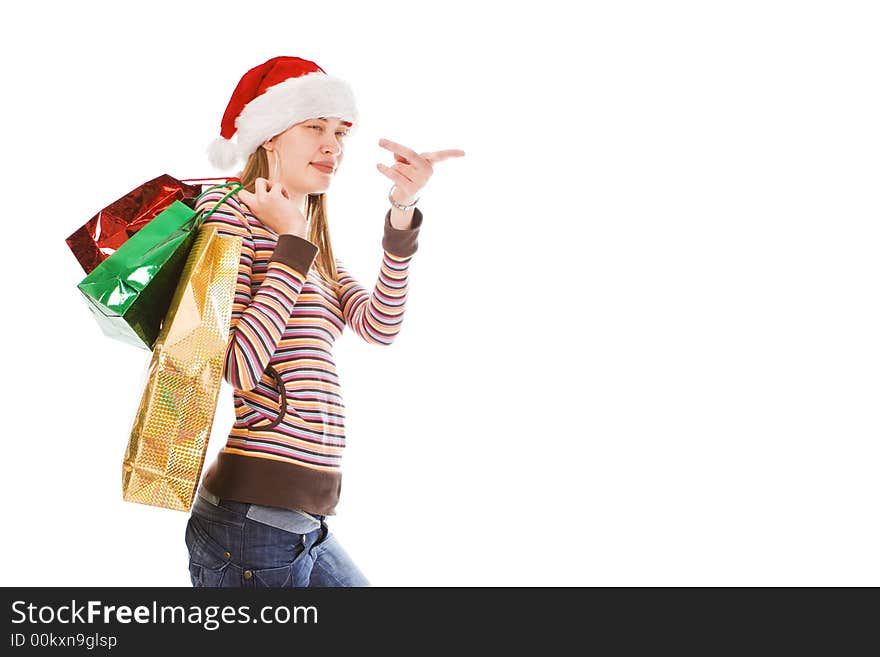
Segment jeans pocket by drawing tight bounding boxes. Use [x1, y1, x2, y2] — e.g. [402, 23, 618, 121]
[245, 520, 309, 588]
[189, 558, 228, 588]
[252, 563, 296, 587]
[185, 515, 234, 587]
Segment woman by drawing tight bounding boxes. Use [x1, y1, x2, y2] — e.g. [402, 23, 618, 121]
[184, 55, 464, 587]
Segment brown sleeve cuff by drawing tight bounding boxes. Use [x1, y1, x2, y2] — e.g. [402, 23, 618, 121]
[270, 233, 320, 276]
[381, 207, 424, 258]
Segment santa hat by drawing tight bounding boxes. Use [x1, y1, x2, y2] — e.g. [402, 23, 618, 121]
[207, 56, 358, 169]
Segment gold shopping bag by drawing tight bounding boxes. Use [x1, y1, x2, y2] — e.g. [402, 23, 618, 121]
[122, 223, 243, 511]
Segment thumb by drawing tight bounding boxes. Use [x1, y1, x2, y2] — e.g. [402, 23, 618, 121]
[269, 183, 290, 200]
[235, 191, 254, 212]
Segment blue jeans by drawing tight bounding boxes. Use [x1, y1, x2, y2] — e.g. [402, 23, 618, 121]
[185, 491, 370, 587]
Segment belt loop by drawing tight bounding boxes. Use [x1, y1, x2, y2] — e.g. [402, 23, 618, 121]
[198, 487, 221, 506]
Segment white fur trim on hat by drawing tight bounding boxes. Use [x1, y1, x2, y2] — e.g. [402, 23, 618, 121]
[206, 136, 241, 170]
[235, 73, 358, 161]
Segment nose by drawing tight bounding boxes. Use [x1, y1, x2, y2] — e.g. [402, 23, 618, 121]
[321, 134, 343, 156]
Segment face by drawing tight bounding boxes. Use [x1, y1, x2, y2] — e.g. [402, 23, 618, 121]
[262, 117, 351, 196]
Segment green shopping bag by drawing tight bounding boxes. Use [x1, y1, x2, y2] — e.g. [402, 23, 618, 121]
[77, 181, 243, 350]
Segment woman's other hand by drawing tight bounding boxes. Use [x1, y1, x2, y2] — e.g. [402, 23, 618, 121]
[236, 178, 308, 238]
[376, 138, 466, 205]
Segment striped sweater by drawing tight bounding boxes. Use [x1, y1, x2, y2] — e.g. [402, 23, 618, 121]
[194, 189, 423, 516]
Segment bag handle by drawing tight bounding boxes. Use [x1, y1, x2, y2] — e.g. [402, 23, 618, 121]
[189, 181, 244, 224]
[246, 365, 289, 432]
[181, 177, 240, 184]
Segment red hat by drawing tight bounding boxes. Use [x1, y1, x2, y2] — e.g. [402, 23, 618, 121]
[207, 56, 358, 169]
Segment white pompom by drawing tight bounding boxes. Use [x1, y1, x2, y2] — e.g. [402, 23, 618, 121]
[207, 136, 240, 169]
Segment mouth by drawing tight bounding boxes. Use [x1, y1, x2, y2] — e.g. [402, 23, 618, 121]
[310, 163, 334, 174]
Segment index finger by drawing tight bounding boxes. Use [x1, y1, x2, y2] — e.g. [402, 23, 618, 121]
[423, 149, 466, 164]
[379, 138, 427, 166]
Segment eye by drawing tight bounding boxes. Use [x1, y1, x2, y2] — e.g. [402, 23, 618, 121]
[310, 125, 349, 137]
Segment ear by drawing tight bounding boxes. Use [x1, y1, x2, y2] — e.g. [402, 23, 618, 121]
[262, 137, 274, 151]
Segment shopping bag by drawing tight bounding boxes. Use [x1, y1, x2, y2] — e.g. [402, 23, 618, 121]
[122, 222, 243, 512]
[76, 182, 241, 350]
[66, 174, 202, 275]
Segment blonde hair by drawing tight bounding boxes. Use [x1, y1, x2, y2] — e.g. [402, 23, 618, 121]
[237, 145, 341, 295]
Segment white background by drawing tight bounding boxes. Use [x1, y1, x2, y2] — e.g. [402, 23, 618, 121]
[1, 0, 878, 586]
